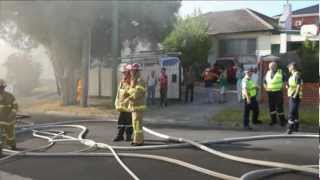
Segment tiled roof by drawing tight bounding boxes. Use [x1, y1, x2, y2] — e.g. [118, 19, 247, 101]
[203, 9, 279, 35]
[274, 4, 319, 17]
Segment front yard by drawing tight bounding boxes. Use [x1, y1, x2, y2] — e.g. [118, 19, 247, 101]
[213, 104, 318, 126]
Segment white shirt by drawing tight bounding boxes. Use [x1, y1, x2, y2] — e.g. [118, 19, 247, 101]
[147, 75, 156, 87]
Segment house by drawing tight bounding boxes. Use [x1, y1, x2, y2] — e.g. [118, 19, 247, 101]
[204, 8, 281, 65]
[204, 4, 319, 66]
[203, 4, 319, 104]
[273, 4, 319, 30]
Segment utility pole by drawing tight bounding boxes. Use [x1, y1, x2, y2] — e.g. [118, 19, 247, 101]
[111, 0, 120, 105]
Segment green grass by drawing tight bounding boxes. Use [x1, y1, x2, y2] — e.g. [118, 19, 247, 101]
[213, 104, 318, 126]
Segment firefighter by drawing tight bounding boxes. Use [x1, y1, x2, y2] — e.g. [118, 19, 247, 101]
[286, 62, 303, 134]
[242, 69, 260, 130]
[0, 79, 18, 153]
[263, 61, 286, 126]
[113, 64, 133, 142]
[125, 63, 146, 146]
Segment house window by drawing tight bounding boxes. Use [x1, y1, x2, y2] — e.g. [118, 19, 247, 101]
[271, 44, 280, 56]
[294, 20, 302, 27]
[219, 39, 256, 57]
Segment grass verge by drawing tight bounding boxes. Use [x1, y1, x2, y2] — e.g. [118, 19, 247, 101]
[213, 104, 318, 126]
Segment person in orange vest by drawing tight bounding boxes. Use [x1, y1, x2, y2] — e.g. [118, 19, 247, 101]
[113, 64, 133, 141]
[202, 68, 216, 103]
[125, 63, 146, 146]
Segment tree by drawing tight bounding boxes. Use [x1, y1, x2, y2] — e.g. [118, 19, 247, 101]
[161, 11, 212, 71]
[298, 40, 319, 83]
[0, 1, 180, 105]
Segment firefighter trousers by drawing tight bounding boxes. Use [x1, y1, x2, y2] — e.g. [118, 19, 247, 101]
[0, 122, 16, 148]
[116, 112, 133, 139]
[132, 111, 144, 144]
[267, 91, 286, 125]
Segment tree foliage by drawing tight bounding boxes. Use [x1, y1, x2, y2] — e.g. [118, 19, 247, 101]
[161, 12, 211, 70]
[4, 53, 41, 95]
[298, 40, 319, 83]
[0, 1, 180, 105]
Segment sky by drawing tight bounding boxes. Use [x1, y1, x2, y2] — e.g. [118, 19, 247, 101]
[179, 1, 319, 17]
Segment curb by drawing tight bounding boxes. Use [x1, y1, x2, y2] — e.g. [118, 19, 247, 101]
[23, 110, 117, 121]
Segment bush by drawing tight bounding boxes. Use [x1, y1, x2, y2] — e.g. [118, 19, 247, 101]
[4, 53, 41, 95]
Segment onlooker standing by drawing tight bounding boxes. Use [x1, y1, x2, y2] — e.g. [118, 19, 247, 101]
[210, 63, 220, 82]
[218, 68, 228, 103]
[184, 66, 196, 103]
[236, 64, 244, 102]
[227, 64, 237, 84]
[159, 67, 168, 107]
[242, 70, 261, 130]
[286, 62, 303, 134]
[202, 68, 215, 103]
[147, 70, 157, 105]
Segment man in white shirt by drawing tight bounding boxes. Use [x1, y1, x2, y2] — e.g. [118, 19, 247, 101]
[147, 70, 157, 105]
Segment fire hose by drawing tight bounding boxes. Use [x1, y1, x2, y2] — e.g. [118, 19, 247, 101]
[1, 119, 318, 180]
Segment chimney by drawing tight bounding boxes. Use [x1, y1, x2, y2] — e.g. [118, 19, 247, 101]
[279, 2, 292, 30]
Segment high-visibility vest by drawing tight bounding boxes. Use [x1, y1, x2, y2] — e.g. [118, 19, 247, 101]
[288, 71, 303, 98]
[265, 69, 283, 92]
[246, 79, 257, 97]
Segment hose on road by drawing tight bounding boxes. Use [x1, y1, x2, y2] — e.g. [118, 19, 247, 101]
[1, 119, 318, 180]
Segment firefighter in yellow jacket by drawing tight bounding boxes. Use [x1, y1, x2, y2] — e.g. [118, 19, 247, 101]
[0, 79, 18, 153]
[113, 64, 133, 141]
[125, 63, 146, 146]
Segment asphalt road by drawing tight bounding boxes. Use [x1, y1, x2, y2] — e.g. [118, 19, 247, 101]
[0, 113, 318, 180]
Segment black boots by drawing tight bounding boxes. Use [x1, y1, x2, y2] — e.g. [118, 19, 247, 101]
[287, 124, 294, 134]
[279, 115, 287, 127]
[293, 122, 299, 132]
[113, 127, 125, 142]
[287, 122, 299, 134]
[269, 114, 277, 126]
[113, 127, 133, 142]
[269, 114, 286, 127]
